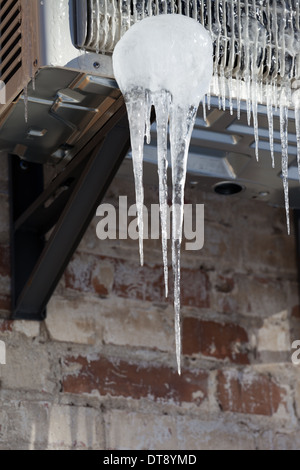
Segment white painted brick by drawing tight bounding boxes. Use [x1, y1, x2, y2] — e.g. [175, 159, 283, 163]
[47, 404, 103, 449]
[257, 310, 290, 352]
[105, 410, 177, 450]
[105, 410, 256, 450]
[259, 430, 300, 450]
[0, 400, 49, 448]
[101, 297, 174, 351]
[47, 295, 174, 351]
[0, 341, 53, 392]
[13, 321, 40, 338]
[46, 296, 100, 345]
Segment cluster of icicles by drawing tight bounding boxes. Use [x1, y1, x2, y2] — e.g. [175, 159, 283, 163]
[111, 4, 300, 374]
[113, 14, 213, 374]
[125, 89, 197, 375]
[98, 0, 300, 235]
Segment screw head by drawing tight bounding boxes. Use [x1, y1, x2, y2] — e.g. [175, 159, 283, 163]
[20, 160, 28, 171]
[93, 61, 100, 69]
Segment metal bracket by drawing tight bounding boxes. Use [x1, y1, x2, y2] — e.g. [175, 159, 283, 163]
[9, 105, 130, 320]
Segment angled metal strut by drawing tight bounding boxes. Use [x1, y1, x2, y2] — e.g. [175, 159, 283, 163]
[9, 105, 130, 320]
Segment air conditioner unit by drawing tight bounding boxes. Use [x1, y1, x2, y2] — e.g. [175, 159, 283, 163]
[0, 0, 119, 165]
[3, 0, 300, 320]
[1, 0, 300, 205]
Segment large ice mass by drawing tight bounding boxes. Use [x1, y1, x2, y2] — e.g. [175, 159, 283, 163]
[113, 14, 213, 374]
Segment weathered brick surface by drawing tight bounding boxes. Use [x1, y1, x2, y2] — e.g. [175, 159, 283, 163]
[257, 310, 290, 353]
[46, 296, 174, 351]
[0, 401, 104, 450]
[0, 340, 54, 393]
[13, 321, 40, 338]
[0, 245, 10, 277]
[258, 430, 300, 450]
[217, 369, 287, 416]
[62, 355, 208, 406]
[105, 409, 256, 450]
[0, 294, 10, 313]
[211, 273, 290, 317]
[65, 252, 210, 308]
[47, 404, 104, 450]
[183, 317, 249, 364]
[0, 161, 298, 449]
[0, 320, 12, 332]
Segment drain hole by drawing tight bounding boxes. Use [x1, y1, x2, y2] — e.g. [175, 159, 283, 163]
[214, 182, 244, 196]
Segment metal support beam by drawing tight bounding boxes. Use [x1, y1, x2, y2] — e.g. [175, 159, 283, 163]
[9, 158, 46, 319]
[9, 111, 130, 320]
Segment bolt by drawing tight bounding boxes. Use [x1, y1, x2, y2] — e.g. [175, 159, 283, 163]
[20, 160, 28, 171]
[93, 61, 100, 69]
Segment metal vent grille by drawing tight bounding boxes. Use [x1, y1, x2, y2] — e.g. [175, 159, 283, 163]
[0, 0, 22, 84]
[77, 1, 300, 84]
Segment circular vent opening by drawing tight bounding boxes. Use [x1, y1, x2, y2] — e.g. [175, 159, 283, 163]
[214, 182, 244, 196]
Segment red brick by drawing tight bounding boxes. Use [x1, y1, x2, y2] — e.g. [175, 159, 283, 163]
[0, 245, 10, 277]
[0, 319, 12, 332]
[62, 355, 208, 405]
[217, 370, 286, 416]
[183, 318, 249, 364]
[91, 277, 109, 296]
[291, 305, 300, 318]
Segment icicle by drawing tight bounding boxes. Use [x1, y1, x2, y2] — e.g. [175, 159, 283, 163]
[153, 90, 171, 299]
[207, 89, 211, 111]
[145, 90, 152, 144]
[274, 80, 278, 112]
[169, 104, 197, 375]
[95, 0, 100, 53]
[251, 74, 259, 161]
[23, 85, 28, 123]
[220, 69, 226, 111]
[202, 95, 207, 123]
[267, 82, 275, 168]
[280, 87, 290, 235]
[229, 76, 233, 116]
[237, 74, 241, 120]
[243, 0, 251, 126]
[293, 90, 300, 181]
[111, 0, 117, 46]
[295, 105, 300, 181]
[22, 0, 34, 122]
[125, 88, 147, 266]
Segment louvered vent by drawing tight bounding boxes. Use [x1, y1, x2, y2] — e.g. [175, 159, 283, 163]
[0, 0, 39, 112]
[0, 0, 22, 107]
[0, 0, 22, 84]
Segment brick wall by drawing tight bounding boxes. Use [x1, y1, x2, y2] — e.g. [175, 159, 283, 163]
[0, 153, 300, 449]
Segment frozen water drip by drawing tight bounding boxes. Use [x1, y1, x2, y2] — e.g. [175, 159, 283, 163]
[113, 14, 213, 374]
